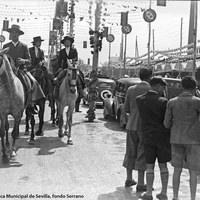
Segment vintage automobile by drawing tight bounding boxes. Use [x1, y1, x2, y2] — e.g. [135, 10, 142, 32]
[83, 77, 116, 106]
[103, 77, 183, 128]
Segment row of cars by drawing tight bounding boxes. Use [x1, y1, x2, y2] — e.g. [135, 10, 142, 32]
[83, 76, 183, 128]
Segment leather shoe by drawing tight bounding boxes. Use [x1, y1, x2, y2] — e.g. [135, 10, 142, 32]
[125, 179, 137, 187]
[136, 184, 154, 192]
[75, 110, 82, 113]
[136, 185, 147, 192]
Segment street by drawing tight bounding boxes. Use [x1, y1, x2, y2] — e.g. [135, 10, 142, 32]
[0, 102, 199, 200]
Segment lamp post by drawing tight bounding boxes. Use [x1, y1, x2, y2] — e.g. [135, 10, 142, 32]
[192, 0, 198, 77]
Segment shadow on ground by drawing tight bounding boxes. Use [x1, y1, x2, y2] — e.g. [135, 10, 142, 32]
[97, 187, 142, 200]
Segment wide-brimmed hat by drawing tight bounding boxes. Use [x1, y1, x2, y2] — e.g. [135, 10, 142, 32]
[61, 36, 74, 44]
[31, 36, 44, 44]
[7, 24, 24, 35]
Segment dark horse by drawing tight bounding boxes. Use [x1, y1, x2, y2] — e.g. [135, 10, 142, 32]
[0, 49, 24, 160]
[25, 64, 47, 144]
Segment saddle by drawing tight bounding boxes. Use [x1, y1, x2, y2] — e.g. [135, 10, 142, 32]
[17, 70, 46, 107]
[17, 70, 33, 107]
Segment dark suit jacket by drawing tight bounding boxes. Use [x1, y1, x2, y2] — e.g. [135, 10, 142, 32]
[58, 47, 78, 70]
[136, 90, 170, 144]
[3, 41, 31, 69]
[29, 46, 44, 70]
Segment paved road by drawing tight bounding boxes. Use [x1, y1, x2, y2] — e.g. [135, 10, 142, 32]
[0, 103, 199, 200]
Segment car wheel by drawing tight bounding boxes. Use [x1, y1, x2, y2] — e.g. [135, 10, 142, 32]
[119, 113, 126, 129]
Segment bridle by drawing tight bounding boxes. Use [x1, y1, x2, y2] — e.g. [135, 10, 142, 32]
[67, 67, 78, 93]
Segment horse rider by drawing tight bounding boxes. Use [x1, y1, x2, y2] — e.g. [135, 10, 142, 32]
[3, 24, 45, 114]
[29, 36, 45, 71]
[29, 36, 49, 93]
[54, 35, 78, 99]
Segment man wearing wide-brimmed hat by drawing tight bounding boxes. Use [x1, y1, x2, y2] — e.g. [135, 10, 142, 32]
[54, 35, 78, 99]
[3, 24, 45, 116]
[29, 36, 45, 71]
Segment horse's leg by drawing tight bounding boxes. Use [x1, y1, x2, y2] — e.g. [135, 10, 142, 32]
[57, 103, 64, 138]
[35, 99, 45, 136]
[5, 117, 9, 147]
[11, 116, 21, 158]
[66, 106, 74, 145]
[25, 108, 30, 135]
[29, 113, 35, 144]
[51, 99, 56, 125]
[0, 117, 7, 159]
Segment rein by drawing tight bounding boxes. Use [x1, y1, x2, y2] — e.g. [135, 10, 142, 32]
[0, 75, 15, 89]
[0, 55, 18, 89]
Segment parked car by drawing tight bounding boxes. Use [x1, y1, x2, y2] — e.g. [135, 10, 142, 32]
[83, 77, 116, 107]
[103, 77, 183, 128]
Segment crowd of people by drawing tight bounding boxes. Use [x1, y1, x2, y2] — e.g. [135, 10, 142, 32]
[123, 68, 200, 200]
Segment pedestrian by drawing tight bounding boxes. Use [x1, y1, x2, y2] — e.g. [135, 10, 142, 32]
[85, 70, 98, 122]
[122, 68, 152, 192]
[136, 76, 171, 200]
[164, 76, 200, 200]
[3, 24, 45, 114]
[54, 35, 78, 98]
[29, 36, 45, 71]
[75, 68, 85, 112]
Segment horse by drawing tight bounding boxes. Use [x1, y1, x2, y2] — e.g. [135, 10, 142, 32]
[24, 63, 47, 144]
[56, 63, 79, 145]
[0, 48, 24, 160]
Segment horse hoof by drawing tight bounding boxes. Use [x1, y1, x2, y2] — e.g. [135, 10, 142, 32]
[10, 151, 16, 158]
[35, 130, 44, 136]
[64, 131, 68, 136]
[67, 139, 73, 145]
[29, 139, 35, 145]
[58, 133, 64, 138]
[24, 130, 29, 136]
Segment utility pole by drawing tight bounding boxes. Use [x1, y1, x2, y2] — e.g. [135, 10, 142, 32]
[192, 1, 198, 77]
[147, 0, 152, 69]
[92, 0, 102, 71]
[69, 0, 75, 36]
[180, 17, 183, 54]
[108, 27, 111, 68]
[152, 29, 155, 59]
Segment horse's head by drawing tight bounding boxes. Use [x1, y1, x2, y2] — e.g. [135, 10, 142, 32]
[66, 67, 78, 93]
[0, 48, 16, 75]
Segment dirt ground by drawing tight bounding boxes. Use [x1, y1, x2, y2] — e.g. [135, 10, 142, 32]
[0, 103, 199, 200]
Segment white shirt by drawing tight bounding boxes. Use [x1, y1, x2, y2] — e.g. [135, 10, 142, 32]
[65, 47, 70, 56]
[35, 47, 39, 58]
[12, 41, 19, 47]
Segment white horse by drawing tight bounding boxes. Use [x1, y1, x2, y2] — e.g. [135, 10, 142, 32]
[0, 48, 24, 160]
[56, 62, 78, 145]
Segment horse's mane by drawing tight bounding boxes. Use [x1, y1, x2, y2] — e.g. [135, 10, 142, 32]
[6, 54, 17, 74]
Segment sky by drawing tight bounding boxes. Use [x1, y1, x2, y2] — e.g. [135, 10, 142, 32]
[0, 0, 199, 66]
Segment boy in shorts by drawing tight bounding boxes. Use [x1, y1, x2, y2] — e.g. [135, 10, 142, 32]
[136, 76, 171, 200]
[164, 76, 200, 200]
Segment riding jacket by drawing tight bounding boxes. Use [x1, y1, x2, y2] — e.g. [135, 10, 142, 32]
[57, 47, 78, 70]
[29, 46, 45, 71]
